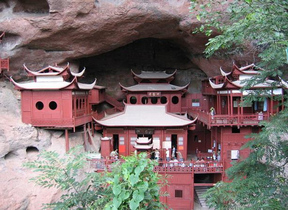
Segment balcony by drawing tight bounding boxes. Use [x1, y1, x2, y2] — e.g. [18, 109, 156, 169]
[189, 109, 269, 128]
[88, 158, 224, 174]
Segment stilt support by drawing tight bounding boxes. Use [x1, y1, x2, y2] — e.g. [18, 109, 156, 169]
[65, 129, 69, 153]
[84, 124, 87, 151]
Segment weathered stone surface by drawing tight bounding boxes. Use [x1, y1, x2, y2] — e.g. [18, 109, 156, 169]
[0, 80, 84, 209]
[0, 0, 256, 79]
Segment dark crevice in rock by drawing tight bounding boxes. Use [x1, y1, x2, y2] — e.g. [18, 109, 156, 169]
[13, 0, 49, 14]
[4, 151, 17, 160]
[0, 33, 21, 47]
[26, 146, 39, 154]
[72, 38, 205, 98]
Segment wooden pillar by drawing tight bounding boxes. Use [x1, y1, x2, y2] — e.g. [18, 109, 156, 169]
[227, 94, 230, 116]
[65, 129, 69, 152]
[229, 93, 233, 116]
[217, 94, 220, 114]
[240, 96, 244, 115]
[84, 124, 87, 151]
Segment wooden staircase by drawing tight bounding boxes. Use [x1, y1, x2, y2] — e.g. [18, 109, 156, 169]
[104, 94, 124, 111]
[194, 186, 213, 209]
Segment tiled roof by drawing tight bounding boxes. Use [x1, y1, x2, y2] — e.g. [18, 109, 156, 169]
[94, 104, 195, 127]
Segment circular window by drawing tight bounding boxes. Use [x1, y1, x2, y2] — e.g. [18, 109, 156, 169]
[35, 101, 44, 110]
[130, 96, 137, 104]
[142, 97, 148, 104]
[151, 97, 158, 104]
[49, 101, 57, 110]
[172, 96, 179, 104]
[160, 96, 167, 104]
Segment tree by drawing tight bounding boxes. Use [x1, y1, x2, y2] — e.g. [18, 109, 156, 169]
[190, 0, 288, 209]
[25, 148, 166, 210]
[24, 146, 111, 209]
[190, 0, 288, 71]
[104, 152, 166, 210]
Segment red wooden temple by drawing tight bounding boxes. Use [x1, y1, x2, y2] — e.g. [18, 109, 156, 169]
[12, 63, 287, 209]
[11, 64, 99, 151]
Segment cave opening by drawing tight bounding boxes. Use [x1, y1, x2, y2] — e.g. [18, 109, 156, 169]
[4, 151, 16, 160]
[13, 0, 49, 14]
[77, 38, 207, 98]
[26, 146, 39, 154]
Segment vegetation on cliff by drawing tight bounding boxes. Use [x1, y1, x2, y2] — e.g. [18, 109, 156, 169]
[25, 147, 165, 210]
[191, 0, 288, 209]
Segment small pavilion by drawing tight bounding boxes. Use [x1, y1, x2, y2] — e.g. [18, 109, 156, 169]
[11, 63, 98, 151]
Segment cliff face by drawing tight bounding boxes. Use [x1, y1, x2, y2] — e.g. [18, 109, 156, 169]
[0, 0, 257, 209]
[1, 0, 256, 86]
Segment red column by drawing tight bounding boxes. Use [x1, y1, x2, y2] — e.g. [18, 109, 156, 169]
[65, 129, 69, 152]
[101, 137, 112, 158]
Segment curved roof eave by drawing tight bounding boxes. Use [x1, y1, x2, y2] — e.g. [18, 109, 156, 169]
[131, 69, 177, 79]
[208, 78, 224, 89]
[23, 63, 69, 76]
[76, 78, 97, 90]
[220, 67, 231, 77]
[10, 76, 76, 90]
[70, 67, 86, 77]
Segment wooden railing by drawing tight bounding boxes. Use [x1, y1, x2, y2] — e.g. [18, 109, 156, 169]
[88, 158, 224, 174]
[189, 109, 269, 128]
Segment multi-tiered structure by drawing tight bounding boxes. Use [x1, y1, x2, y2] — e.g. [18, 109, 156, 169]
[12, 63, 287, 209]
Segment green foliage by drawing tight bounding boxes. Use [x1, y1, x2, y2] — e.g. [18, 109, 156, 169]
[190, 0, 288, 209]
[190, 0, 288, 71]
[24, 146, 111, 210]
[205, 114, 288, 209]
[25, 148, 166, 210]
[104, 153, 166, 210]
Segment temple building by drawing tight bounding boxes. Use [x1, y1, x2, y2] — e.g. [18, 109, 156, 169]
[10, 64, 101, 151]
[11, 63, 288, 209]
[94, 70, 195, 159]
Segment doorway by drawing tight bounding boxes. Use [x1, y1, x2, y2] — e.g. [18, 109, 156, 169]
[171, 134, 177, 158]
[113, 134, 119, 151]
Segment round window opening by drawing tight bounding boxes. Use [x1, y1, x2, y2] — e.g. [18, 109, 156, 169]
[142, 97, 148, 104]
[49, 101, 57, 110]
[172, 96, 179, 104]
[151, 97, 158, 104]
[130, 96, 137, 104]
[35, 101, 44, 110]
[161, 96, 167, 104]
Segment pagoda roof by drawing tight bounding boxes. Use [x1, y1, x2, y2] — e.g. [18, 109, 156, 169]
[93, 104, 196, 127]
[23, 63, 85, 78]
[10, 76, 97, 90]
[11, 63, 96, 90]
[131, 69, 177, 80]
[209, 75, 282, 90]
[208, 63, 283, 90]
[119, 82, 189, 92]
